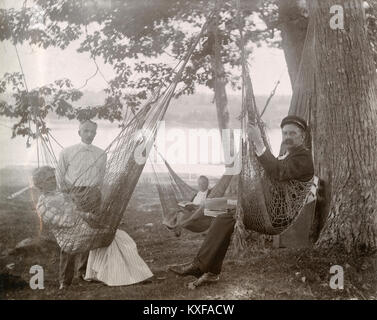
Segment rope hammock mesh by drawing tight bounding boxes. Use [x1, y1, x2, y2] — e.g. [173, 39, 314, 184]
[29, 0, 317, 255]
[232, 65, 314, 252]
[230, 0, 315, 250]
[150, 0, 315, 244]
[151, 65, 314, 242]
[151, 151, 236, 233]
[34, 12, 216, 253]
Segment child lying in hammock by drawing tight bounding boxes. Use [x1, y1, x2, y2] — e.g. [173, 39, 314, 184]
[164, 175, 211, 235]
[168, 175, 236, 235]
[32, 166, 153, 288]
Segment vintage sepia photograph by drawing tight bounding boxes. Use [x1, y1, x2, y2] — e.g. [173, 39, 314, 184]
[0, 0, 377, 305]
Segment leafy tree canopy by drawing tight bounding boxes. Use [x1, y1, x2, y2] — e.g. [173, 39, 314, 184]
[0, 0, 375, 142]
[0, 0, 280, 140]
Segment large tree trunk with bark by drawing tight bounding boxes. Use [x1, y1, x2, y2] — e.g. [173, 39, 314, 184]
[287, 16, 333, 235]
[208, 15, 238, 194]
[278, 0, 309, 86]
[209, 34, 239, 192]
[309, 0, 377, 253]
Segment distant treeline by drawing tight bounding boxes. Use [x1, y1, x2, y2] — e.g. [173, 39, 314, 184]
[0, 90, 291, 130]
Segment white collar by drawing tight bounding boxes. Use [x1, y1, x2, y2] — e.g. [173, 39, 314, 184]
[278, 152, 289, 160]
[80, 142, 92, 148]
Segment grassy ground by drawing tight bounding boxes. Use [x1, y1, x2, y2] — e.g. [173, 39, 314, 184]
[0, 179, 376, 300]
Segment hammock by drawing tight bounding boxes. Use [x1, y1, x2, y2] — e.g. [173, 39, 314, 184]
[151, 23, 316, 239]
[151, 66, 315, 240]
[30, 13, 215, 254]
[150, 29, 316, 238]
[232, 66, 315, 250]
[151, 151, 238, 233]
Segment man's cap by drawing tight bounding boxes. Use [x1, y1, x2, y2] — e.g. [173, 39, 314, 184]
[32, 166, 55, 189]
[280, 115, 307, 131]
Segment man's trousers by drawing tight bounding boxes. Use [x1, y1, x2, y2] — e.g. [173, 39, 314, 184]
[59, 250, 89, 285]
[194, 211, 236, 275]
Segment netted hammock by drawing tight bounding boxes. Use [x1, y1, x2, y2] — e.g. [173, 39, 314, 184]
[150, 63, 315, 239]
[152, 72, 317, 241]
[151, 150, 238, 233]
[150, 70, 315, 238]
[31, 13, 215, 254]
[232, 65, 315, 248]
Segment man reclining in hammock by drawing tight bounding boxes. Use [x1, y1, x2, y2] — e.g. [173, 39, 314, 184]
[33, 166, 153, 289]
[169, 115, 314, 286]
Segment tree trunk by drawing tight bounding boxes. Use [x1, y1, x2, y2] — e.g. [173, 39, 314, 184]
[210, 49, 231, 149]
[278, 0, 309, 86]
[287, 15, 332, 236]
[208, 14, 236, 174]
[309, 0, 377, 253]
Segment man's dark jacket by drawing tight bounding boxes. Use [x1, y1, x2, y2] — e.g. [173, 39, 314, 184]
[257, 145, 314, 182]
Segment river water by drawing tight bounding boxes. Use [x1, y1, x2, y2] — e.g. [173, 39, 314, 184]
[0, 118, 282, 177]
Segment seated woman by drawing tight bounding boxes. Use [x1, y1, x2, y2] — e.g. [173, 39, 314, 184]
[32, 166, 153, 288]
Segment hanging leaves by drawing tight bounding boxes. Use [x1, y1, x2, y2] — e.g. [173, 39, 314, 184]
[0, 0, 281, 142]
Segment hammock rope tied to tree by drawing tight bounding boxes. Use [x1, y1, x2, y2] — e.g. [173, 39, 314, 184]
[152, 0, 318, 247]
[233, 67, 315, 239]
[151, 64, 317, 244]
[232, 0, 318, 250]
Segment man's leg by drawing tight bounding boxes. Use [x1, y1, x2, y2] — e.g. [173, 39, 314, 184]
[169, 211, 236, 278]
[59, 250, 75, 288]
[193, 211, 236, 275]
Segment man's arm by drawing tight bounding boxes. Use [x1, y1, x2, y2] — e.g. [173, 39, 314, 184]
[257, 148, 314, 182]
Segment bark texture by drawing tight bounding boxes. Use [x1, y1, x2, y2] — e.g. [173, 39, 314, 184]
[208, 12, 236, 170]
[278, 0, 309, 86]
[309, 0, 377, 253]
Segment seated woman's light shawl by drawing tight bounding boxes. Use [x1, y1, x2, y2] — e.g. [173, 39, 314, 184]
[36, 191, 110, 253]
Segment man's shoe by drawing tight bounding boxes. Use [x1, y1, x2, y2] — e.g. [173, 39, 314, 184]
[199, 272, 220, 283]
[169, 263, 202, 277]
[164, 224, 182, 237]
[188, 272, 220, 289]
